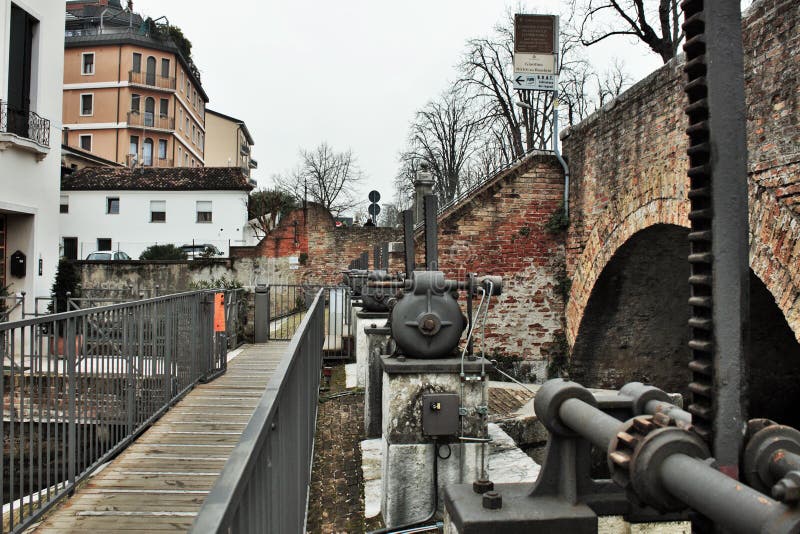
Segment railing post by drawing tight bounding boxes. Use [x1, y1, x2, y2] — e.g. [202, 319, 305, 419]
[254, 284, 269, 343]
[164, 299, 173, 403]
[66, 317, 77, 494]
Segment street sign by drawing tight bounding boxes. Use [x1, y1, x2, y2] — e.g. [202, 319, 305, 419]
[513, 53, 556, 75]
[514, 14, 556, 54]
[368, 190, 381, 203]
[513, 14, 559, 77]
[513, 73, 558, 92]
[368, 203, 381, 216]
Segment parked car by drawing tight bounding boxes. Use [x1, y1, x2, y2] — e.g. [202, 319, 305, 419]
[85, 250, 131, 260]
[180, 244, 224, 258]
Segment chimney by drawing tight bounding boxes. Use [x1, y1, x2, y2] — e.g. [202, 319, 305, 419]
[412, 162, 434, 225]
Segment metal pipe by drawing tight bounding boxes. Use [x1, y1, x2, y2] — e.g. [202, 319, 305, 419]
[559, 398, 620, 449]
[552, 91, 570, 220]
[660, 454, 798, 534]
[770, 450, 800, 481]
[423, 194, 438, 270]
[402, 209, 416, 276]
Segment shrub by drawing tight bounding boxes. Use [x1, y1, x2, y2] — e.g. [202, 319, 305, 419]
[48, 259, 81, 314]
[139, 244, 187, 260]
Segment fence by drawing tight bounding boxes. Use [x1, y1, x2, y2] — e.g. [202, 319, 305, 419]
[0, 289, 238, 533]
[192, 289, 324, 533]
[266, 285, 353, 360]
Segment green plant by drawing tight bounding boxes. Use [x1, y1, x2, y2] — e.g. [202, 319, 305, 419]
[544, 202, 569, 234]
[546, 332, 570, 378]
[487, 350, 538, 383]
[189, 276, 243, 290]
[139, 244, 187, 261]
[519, 226, 531, 237]
[48, 259, 81, 315]
[298, 252, 309, 265]
[554, 271, 572, 303]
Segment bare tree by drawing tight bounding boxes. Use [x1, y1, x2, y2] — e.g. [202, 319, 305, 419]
[276, 142, 363, 216]
[568, 0, 683, 63]
[400, 88, 485, 204]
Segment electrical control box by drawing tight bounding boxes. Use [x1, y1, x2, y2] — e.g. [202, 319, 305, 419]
[422, 393, 460, 436]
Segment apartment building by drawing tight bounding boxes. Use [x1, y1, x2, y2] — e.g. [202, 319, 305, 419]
[0, 0, 66, 318]
[204, 108, 258, 180]
[62, 0, 208, 168]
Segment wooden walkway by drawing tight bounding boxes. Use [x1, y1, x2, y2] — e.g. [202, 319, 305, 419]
[31, 342, 289, 533]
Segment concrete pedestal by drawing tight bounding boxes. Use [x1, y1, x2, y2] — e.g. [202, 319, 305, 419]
[380, 356, 490, 528]
[355, 311, 388, 388]
[364, 324, 391, 438]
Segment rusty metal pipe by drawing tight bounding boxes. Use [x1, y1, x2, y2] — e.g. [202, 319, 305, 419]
[643, 400, 692, 426]
[770, 449, 800, 482]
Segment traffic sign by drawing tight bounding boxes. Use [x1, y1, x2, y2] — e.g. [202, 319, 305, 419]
[368, 203, 381, 216]
[368, 190, 381, 203]
[513, 73, 558, 92]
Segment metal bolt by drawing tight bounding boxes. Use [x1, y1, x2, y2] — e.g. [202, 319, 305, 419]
[422, 318, 436, 332]
[482, 490, 502, 510]
[773, 473, 800, 503]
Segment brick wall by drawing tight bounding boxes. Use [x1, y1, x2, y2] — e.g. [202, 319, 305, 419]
[563, 0, 800, 346]
[416, 155, 566, 378]
[232, 202, 400, 286]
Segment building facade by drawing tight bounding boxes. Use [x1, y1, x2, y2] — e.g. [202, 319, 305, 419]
[0, 0, 66, 318]
[62, 0, 208, 169]
[60, 167, 253, 259]
[204, 108, 257, 180]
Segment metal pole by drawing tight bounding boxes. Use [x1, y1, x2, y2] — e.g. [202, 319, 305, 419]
[423, 194, 438, 270]
[558, 398, 620, 449]
[403, 209, 416, 276]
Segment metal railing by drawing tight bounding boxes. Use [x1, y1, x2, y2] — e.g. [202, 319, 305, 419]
[0, 100, 51, 148]
[192, 289, 325, 533]
[127, 70, 177, 90]
[126, 111, 175, 131]
[0, 295, 24, 323]
[266, 285, 353, 360]
[0, 290, 235, 533]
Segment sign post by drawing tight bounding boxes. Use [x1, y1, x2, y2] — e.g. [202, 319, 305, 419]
[512, 14, 559, 92]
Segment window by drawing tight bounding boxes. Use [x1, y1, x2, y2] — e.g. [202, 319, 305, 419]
[177, 145, 182, 165]
[97, 238, 112, 251]
[8, 4, 36, 138]
[196, 201, 212, 223]
[186, 78, 190, 94]
[158, 139, 167, 159]
[79, 134, 92, 151]
[82, 52, 95, 75]
[132, 52, 141, 73]
[106, 197, 120, 215]
[144, 97, 155, 126]
[191, 158, 195, 167]
[184, 153, 189, 166]
[178, 108, 183, 130]
[150, 200, 166, 222]
[146, 56, 156, 85]
[161, 58, 170, 78]
[80, 94, 93, 116]
[130, 135, 139, 156]
[200, 133, 204, 151]
[192, 124, 196, 144]
[131, 93, 140, 112]
[143, 138, 153, 166]
[185, 117, 189, 132]
[60, 195, 69, 214]
[159, 98, 168, 117]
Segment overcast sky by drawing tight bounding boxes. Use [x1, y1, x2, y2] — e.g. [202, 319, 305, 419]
[134, 0, 669, 212]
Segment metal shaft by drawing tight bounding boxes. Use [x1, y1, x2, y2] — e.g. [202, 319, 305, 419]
[423, 194, 438, 270]
[660, 454, 793, 534]
[559, 398, 620, 450]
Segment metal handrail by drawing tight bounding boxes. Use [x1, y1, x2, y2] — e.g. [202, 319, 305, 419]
[0, 289, 234, 533]
[0, 99, 51, 147]
[192, 289, 325, 533]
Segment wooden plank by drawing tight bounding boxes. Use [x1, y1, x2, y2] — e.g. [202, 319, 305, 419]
[32, 342, 290, 533]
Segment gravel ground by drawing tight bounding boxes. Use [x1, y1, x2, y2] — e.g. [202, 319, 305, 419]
[306, 365, 383, 533]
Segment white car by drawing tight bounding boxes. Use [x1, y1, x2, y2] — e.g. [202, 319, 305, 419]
[85, 250, 131, 260]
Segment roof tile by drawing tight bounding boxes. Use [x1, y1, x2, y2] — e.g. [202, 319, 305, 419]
[61, 167, 254, 192]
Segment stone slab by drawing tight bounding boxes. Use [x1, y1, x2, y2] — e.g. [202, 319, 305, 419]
[381, 355, 492, 374]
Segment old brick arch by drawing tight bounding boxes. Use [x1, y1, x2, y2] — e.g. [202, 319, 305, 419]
[569, 223, 800, 427]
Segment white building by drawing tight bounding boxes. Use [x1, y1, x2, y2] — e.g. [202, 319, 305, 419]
[59, 167, 253, 259]
[0, 0, 66, 319]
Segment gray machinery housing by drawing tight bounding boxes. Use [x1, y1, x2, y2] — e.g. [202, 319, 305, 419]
[361, 270, 395, 313]
[390, 271, 467, 359]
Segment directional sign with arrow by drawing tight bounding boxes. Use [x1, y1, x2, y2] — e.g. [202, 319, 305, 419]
[513, 73, 557, 92]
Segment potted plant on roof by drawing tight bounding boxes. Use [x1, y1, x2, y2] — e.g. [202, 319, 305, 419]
[48, 258, 82, 357]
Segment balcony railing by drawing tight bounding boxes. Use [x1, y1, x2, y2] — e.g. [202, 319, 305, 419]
[127, 111, 175, 131]
[0, 100, 51, 147]
[128, 70, 176, 90]
[126, 153, 174, 168]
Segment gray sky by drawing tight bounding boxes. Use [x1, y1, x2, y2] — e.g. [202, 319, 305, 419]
[135, 0, 666, 212]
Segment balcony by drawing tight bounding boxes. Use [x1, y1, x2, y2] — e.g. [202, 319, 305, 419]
[0, 100, 51, 158]
[126, 154, 174, 168]
[128, 70, 176, 91]
[127, 111, 175, 131]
